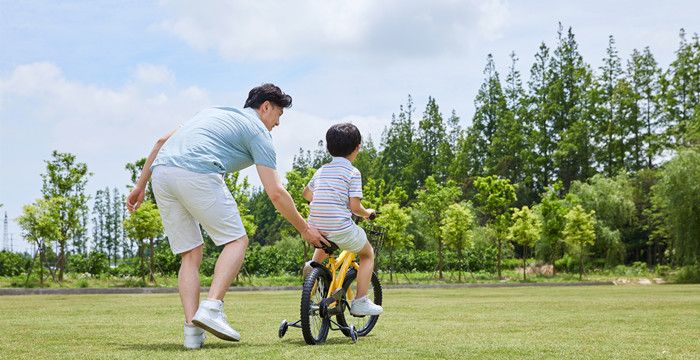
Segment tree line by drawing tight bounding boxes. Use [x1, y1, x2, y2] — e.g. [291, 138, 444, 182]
[7, 25, 700, 284]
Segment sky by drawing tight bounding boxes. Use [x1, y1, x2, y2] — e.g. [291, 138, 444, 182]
[1, 0, 699, 253]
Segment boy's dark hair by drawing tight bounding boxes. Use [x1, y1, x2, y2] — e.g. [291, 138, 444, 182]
[244, 83, 292, 109]
[326, 123, 362, 157]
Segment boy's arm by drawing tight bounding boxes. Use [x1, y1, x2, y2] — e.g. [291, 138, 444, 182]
[302, 186, 313, 202]
[349, 197, 374, 219]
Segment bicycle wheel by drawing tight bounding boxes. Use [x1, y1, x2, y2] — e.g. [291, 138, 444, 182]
[337, 268, 382, 337]
[300, 267, 331, 345]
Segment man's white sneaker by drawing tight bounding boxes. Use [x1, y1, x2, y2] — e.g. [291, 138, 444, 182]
[183, 323, 205, 349]
[191, 299, 241, 342]
[350, 296, 383, 316]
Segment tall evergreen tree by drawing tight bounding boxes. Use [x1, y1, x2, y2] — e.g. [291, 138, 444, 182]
[663, 29, 700, 146]
[413, 97, 449, 184]
[526, 42, 555, 195]
[627, 47, 664, 169]
[380, 95, 417, 196]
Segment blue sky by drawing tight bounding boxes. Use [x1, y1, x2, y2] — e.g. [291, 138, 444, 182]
[1, 1, 699, 252]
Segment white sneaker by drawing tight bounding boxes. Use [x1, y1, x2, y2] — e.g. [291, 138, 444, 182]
[192, 299, 241, 342]
[302, 260, 313, 279]
[350, 296, 383, 316]
[183, 323, 205, 349]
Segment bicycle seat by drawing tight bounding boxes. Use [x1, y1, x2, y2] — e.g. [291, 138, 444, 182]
[316, 236, 339, 255]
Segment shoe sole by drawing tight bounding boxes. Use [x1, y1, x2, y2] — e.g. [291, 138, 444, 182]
[192, 319, 240, 342]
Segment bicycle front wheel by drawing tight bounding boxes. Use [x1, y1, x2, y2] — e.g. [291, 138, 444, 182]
[337, 268, 382, 337]
[300, 267, 331, 345]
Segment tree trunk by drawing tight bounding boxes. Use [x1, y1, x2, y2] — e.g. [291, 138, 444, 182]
[139, 243, 146, 284]
[497, 238, 502, 280]
[389, 248, 395, 284]
[149, 238, 155, 283]
[523, 246, 527, 281]
[58, 239, 65, 282]
[437, 238, 444, 280]
[39, 244, 45, 286]
[579, 245, 584, 281]
[457, 248, 462, 282]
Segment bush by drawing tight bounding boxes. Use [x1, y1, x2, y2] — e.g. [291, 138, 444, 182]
[108, 262, 137, 277]
[555, 254, 577, 273]
[0, 251, 30, 276]
[69, 252, 109, 276]
[153, 242, 180, 275]
[672, 264, 700, 284]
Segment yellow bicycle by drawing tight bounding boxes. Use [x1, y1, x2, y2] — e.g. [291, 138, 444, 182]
[278, 216, 385, 345]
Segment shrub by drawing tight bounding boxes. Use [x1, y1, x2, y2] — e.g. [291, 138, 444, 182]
[0, 251, 30, 276]
[672, 264, 700, 284]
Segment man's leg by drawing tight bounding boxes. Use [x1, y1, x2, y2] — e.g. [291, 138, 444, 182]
[207, 235, 249, 300]
[179, 245, 203, 324]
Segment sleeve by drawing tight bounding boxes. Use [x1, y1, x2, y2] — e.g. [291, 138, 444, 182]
[349, 168, 363, 198]
[249, 132, 277, 169]
[307, 169, 319, 191]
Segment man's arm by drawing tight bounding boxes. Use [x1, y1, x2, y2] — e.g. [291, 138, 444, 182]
[256, 165, 328, 247]
[302, 186, 313, 202]
[126, 128, 177, 212]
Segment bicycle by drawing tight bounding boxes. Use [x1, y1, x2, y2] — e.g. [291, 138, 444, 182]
[278, 214, 386, 345]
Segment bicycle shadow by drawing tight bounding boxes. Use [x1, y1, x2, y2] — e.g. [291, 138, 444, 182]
[114, 341, 269, 352]
[281, 334, 377, 347]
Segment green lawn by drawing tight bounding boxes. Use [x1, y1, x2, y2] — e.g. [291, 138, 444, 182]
[0, 285, 697, 359]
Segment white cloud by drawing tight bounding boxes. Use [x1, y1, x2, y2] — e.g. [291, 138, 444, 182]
[133, 64, 175, 84]
[157, 0, 511, 61]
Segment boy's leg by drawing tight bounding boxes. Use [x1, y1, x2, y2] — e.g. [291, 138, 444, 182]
[303, 248, 328, 278]
[179, 244, 203, 325]
[207, 235, 249, 300]
[355, 241, 375, 298]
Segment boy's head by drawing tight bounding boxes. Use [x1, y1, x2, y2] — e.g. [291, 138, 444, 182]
[326, 123, 362, 158]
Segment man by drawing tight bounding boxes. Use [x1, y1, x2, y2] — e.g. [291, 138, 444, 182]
[126, 83, 327, 349]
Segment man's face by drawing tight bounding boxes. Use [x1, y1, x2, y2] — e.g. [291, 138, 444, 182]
[259, 101, 283, 131]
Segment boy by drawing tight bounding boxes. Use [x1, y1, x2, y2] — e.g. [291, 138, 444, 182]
[302, 123, 383, 316]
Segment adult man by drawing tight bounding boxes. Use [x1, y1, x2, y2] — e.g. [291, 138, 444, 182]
[126, 83, 327, 349]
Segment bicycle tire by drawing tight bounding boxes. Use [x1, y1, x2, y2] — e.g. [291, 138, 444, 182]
[300, 267, 331, 345]
[337, 268, 382, 337]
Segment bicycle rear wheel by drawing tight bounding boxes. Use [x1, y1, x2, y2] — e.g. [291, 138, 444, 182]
[337, 268, 382, 337]
[300, 267, 331, 345]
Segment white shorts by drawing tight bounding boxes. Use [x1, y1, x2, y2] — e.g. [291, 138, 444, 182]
[326, 224, 368, 254]
[151, 165, 247, 254]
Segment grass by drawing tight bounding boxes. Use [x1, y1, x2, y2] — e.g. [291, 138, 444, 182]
[0, 285, 697, 359]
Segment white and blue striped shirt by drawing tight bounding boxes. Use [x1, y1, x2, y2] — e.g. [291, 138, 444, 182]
[307, 157, 363, 234]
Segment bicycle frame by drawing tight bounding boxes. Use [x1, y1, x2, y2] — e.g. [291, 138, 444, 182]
[325, 250, 360, 300]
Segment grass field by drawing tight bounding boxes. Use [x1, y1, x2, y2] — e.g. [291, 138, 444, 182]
[0, 285, 698, 359]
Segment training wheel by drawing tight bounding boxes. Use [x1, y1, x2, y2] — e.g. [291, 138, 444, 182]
[349, 325, 358, 343]
[279, 319, 289, 338]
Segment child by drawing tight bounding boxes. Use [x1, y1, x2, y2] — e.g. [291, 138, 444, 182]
[302, 123, 383, 316]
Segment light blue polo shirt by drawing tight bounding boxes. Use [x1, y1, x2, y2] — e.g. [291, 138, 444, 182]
[151, 107, 276, 174]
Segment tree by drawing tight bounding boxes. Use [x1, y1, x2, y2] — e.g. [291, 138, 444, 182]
[663, 29, 700, 146]
[651, 149, 700, 266]
[415, 176, 462, 279]
[473, 175, 517, 279]
[533, 185, 569, 272]
[562, 205, 596, 280]
[224, 171, 257, 237]
[41, 151, 91, 281]
[627, 47, 664, 169]
[507, 206, 541, 280]
[380, 95, 418, 196]
[375, 202, 413, 283]
[123, 201, 163, 283]
[440, 202, 474, 281]
[413, 97, 449, 184]
[526, 42, 555, 195]
[16, 198, 62, 286]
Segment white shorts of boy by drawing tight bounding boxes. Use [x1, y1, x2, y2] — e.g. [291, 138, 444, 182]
[151, 165, 246, 254]
[326, 224, 368, 254]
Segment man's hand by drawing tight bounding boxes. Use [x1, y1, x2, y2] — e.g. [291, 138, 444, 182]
[126, 186, 145, 212]
[301, 226, 330, 248]
[366, 208, 377, 220]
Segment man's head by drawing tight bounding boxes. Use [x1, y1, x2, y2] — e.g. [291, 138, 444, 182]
[326, 123, 362, 159]
[245, 83, 292, 131]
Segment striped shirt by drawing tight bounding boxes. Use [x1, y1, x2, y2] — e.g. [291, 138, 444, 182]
[307, 157, 363, 234]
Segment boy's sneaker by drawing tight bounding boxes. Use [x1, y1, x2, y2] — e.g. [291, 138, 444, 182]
[302, 260, 313, 279]
[350, 296, 383, 316]
[192, 299, 241, 342]
[183, 323, 205, 349]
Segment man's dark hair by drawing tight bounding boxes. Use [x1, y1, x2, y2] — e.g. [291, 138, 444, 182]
[326, 123, 362, 157]
[244, 83, 292, 109]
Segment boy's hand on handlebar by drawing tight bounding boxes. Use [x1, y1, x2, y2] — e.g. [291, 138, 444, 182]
[302, 226, 330, 248]
[366, 209, 377, 220]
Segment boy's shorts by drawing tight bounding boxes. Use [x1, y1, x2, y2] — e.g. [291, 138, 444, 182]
[151, 165, 247, 254]
[326, 224, 368, 253]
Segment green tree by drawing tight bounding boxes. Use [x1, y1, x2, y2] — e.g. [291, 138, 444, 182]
[41, 151, 91, 281]
[562, 205, 596, 280]
[415, 176, 462, 279]
[507, 206, 541, 280]
[224, 171, 257, 237]
[526, 42, 555, 194]
[375, 202, 413, 283]
[440, 202, 474, 282]
[123, 201, 163, 283]
[380, 96, 418, 196]
[533, 186, 569, 272]
[663, 29, 700, 146]
[413, 97, 450, 184]
[16, 198, 62, 286]
[473, 175, 517, 279]
[651, 149, 700, 265]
